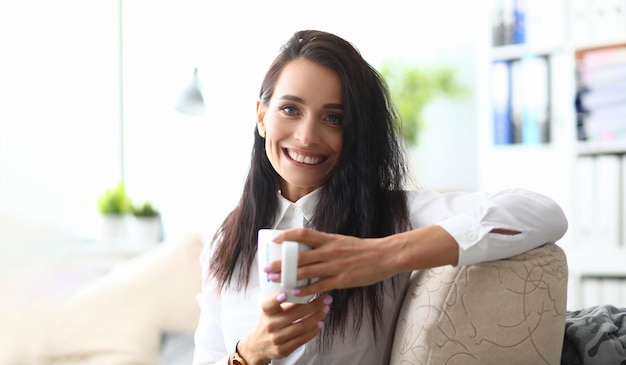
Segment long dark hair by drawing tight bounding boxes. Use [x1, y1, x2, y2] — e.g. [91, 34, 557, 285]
[209, 30, 410, 347]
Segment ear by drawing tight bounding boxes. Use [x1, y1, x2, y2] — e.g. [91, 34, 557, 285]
[256, 100, 266, 138]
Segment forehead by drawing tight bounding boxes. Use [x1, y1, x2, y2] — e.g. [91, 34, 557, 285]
[272, 58, 343, 103]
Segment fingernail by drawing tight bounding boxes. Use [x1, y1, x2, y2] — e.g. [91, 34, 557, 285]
[268, 273, 280, 281]
[272, 235, 280, 242]
[291, 288, 302, 295]
[263, 265, 272, 273]
[323, 295, 333, 305]
[276, 292, 287, 303]
[317, 321, 324, 329]
[323, 305, 330, 314]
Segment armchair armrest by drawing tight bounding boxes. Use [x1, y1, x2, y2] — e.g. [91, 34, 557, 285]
[390, 243, 568, 365]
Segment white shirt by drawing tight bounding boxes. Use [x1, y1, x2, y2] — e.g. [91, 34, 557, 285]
[192, 188, 568, 365]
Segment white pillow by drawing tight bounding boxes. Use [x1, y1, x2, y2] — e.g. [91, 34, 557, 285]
[34, 233, 204, 365]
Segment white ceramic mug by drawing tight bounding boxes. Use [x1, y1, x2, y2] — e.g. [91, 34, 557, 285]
[257, 229, 318, 304]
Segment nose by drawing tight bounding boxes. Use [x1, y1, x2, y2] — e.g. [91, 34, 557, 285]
[294, 116, 321, 146]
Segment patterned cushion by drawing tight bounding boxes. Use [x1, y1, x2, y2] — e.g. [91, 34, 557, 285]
[390, 243, 568, 365]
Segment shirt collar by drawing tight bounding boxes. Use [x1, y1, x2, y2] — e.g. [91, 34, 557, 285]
[275, 188, 322, 227]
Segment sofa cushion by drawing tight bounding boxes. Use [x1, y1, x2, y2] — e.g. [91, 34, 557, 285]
[390, 242, 568, 365]
[34, 233, 203, 365]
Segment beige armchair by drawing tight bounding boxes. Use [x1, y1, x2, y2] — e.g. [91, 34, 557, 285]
[390, 242, 568, 365]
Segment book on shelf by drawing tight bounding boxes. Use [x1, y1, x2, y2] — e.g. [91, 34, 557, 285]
[523, 55, 550, 144]
[491, 0, 564, 47]
[581, 278, 603, 308]
[492, 0, 515, 46]
[575, 43, 626, 141]
[575, 155, 622, 249]
[581, 276, 626, 308]
[576, 43, 626, 69]
[580, 83, 626, 112]
[510, 59, 524, 143]
[510, 55, 550, 145]
[583, 104, 626, 141]
[490, 55, 551, 146]
[491, 60, 514, 145]
[576, 43, 626, 95]
[601, 278, 626, 308]
[512, 0, 526, 44]
[594, 154, 622, 249]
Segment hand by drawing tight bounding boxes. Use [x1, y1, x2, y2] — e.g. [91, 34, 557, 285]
[266, 228, 400, 298]
[237, 292, 332, 364]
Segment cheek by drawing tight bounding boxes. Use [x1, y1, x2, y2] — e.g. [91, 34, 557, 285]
[264, 129, 286, 158]
[330, 134, 344, 155]
[264, 119, 286, 140]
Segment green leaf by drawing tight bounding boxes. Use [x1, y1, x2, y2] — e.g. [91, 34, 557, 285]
[379, 60, 466, 146]
[132, 201, 160, 217]
[97, 182, 133, 214]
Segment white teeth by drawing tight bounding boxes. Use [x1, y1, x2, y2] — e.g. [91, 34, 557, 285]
[288, 150, 323, 165]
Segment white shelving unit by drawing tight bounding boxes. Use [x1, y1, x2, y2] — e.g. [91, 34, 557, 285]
[577, 140, 626, 156]
[481, 0, 626, 310]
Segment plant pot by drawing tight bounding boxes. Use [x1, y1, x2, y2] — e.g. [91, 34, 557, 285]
[130, 216, 163, 251]
[99, 214, 130, 244]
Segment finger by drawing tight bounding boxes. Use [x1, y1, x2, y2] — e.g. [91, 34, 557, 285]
[287, 296, 329, 324]
[265, 296, 332, 359]
[263, 229, 335, 274]
[264, 249, 334, 282]
[261, 292, 290, 315]
[276, 310, 326, 352]
[274, 228, 333, 249]
[290, 278, 337, 298]
[261, 294, 331, 353]
[272, 295, 332, 344]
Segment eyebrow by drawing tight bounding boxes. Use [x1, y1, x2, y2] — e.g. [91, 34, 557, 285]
[279, 94, 344, 110]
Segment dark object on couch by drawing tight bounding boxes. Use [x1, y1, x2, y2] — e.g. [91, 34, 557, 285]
[561, 304, 626, 365]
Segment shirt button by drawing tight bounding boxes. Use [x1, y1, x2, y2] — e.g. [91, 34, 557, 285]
[466, 231, 478, 241]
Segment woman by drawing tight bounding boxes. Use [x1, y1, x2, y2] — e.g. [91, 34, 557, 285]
[193, 30, 568, 365]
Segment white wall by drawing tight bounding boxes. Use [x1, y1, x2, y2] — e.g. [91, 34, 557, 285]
[0, 1, 122, 246]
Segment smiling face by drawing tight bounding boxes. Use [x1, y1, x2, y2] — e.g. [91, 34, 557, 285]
[257, 58, 344, 202]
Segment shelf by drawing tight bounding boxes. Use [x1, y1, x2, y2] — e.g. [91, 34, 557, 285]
[485, 144, 559, 159]
[491, 38, 626, 61]
[486, 1, 626, 310]
[577, 140, 626, 156]
[491, 43, 564, 61]
[564, 245, 626, 310]
[571, 37, 626, 52]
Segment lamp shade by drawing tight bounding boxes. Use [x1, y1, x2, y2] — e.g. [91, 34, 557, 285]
[176, 67, 205, 115]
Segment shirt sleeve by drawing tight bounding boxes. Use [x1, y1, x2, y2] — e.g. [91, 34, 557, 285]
[407, 188, 568, 266]
[192, 244, 230, 365]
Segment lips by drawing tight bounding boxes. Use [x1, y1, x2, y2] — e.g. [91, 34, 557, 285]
[285, 148, 326, 165]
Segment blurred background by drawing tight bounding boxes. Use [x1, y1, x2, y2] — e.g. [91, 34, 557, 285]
[1, 0, 626, 331]
[0, 0, 487, 248]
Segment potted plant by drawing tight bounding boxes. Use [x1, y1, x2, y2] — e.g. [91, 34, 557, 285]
[132, 201, 160, 217]
[379, 60, 466, 146]
[96, 182, 133, 242]
[130, 200, 163, 249]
